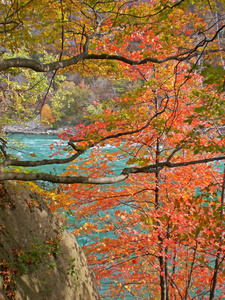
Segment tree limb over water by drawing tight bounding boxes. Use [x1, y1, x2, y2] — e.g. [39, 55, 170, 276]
[1, 155, 225, 184]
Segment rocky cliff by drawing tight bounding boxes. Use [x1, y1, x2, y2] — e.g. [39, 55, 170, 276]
[0, 183, 101, 300]
[3, 121, 67, 136]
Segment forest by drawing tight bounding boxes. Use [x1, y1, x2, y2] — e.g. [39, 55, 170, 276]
[0, 0, 225, 299]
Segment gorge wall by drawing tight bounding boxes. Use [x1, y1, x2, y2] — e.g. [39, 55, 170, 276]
[0, 183, 101, 300]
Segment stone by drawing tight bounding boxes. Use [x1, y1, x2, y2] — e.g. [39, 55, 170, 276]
[0, 183, 100, 300]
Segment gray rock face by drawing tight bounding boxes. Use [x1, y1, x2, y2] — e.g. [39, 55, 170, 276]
[3, 122, 65, 135]
[0, 183, 101, 300]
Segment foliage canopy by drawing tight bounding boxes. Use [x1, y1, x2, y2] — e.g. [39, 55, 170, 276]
[0, 0, 225, 299]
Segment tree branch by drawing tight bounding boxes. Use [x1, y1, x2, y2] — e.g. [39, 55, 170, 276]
[0, 172, 128, 184]
[1, 155, 225, 184]
[1, 141, 85, 168]
[122, 156, 225, 175]
[0, 53, 86, 72]
[0, 48, 222, 72]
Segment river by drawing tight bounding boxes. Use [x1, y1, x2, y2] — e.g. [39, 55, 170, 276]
[7, 133, 129, 175]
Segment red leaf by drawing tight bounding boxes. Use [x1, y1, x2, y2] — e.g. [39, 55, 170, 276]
[132, 259, 138, 264]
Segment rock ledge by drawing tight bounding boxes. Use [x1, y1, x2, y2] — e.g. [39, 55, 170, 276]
[0, 183, 100, 300]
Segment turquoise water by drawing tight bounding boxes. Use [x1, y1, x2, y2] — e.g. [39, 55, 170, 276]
[6, 133, 129, 176]
[6, 133, 70, 174]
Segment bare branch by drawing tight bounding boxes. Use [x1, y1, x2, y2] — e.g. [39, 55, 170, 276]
[0, 172, 128, 184]
[0, 138, 8, 158]
[1, 155, 225, 184]
[122, 155, 225, 175]
[0, 48, 222, 73]
[2, 148, 85, 168]
[0, 53, 86, 72]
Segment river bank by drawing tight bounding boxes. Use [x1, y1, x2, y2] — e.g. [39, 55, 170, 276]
[3, 121, 73, 136]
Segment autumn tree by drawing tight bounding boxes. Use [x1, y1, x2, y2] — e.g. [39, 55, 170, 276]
[48, 56, 224, 299]
[0, 1, 225, 299]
